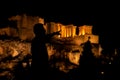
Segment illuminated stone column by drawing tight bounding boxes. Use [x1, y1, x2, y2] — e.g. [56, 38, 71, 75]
[79, 25, 93, 35]
[66, 27, 70, 37]
[71, 26, 77, 37]
[63, 26, 66, 37]
[79, 26, 85, 35]
[68, 27, 71, 37]
[81, 29, 85, 35]
[59, 24, 77, 38]
[84, 25, 93, 34]
[69, 27, 71, 37]
[66, 25, 72, 37]
[61, 25, 66, 37]
[66, 27, 68, 37]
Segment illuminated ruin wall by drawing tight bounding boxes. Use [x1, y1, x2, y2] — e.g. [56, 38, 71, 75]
[0, 27, 10, 36]
[7, 17, 77, 40]
[8, 14, 99, 45]
[75, 25, 99, 44]
[0, 14, 101, 69]
[8, 14, 44, 40]
[0, 27, 18, 37]
[78, 25, 93, 35]
[74, 35, 99, 44]
[46, 22, 77, 38]
[44, 23, 99, 44]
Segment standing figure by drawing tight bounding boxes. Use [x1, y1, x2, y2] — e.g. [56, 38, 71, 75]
[79, 36, 97, 80]
[31, 23, 60, 80]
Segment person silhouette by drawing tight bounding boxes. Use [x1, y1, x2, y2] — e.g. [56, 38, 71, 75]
[31, 23, 61, 80]
[79, 36, 97, 80]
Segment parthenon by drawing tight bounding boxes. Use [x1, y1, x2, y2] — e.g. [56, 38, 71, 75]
[0, 14, 101, 64]
[45, 22, 77, 38]
[4, 14, 99, 44]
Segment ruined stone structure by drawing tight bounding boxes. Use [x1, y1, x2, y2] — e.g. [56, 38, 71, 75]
[8, 14, 44, 40]
[0, 27, 18, 38]
[8, 14, 78, 40]
[0, 14, 102, 66]
[75, 25, 99, 44]
[7, 14, 99, 44]
[45, 22, 77, 38]
[7, 14, 100, 48]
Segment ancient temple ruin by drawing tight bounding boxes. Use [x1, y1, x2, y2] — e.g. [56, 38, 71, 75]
[0, 14, 102, 65]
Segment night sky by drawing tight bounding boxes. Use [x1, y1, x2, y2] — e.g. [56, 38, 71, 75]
[0, 1, 120, 48]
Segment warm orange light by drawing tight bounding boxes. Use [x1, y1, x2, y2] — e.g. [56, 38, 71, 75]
[82, 29, 85, 35]
[68, 52, 80, 65]
[72, 28, 75, 37]
[58, 35, 60, 37]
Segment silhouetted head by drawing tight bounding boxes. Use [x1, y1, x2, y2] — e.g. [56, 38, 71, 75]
[33, 23, 46, 37]
[84, 38, 92, 50]
[88, 36, 91, 41]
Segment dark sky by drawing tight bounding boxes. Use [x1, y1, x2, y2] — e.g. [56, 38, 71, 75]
[0, 1, 97, 28]
[0, 1, 120, 48]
